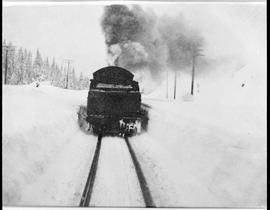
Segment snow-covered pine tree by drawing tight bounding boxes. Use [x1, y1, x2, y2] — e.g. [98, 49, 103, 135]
[2, 41, 16, 84]
[82, 75, 90, 90]
[2, 40, 7, 83]
[50, 57, 56, 83]
[15, 47, 26, 84]
[7, 43, 18, 85]
[43, 57, 50, 81]
[69, 68, 77, 89]
[33, 49, 43, 82]
[25, 51, 33, 83]
[23, 49, 29, 84]
[3, 41, 81, 89]
[78, 72, 84, 90]
[58, 65, 65, 88]
[52, 64, 60, 87]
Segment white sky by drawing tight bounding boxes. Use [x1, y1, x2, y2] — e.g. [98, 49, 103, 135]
[3, 2, 266, 77]
[3, 4, 106, 77]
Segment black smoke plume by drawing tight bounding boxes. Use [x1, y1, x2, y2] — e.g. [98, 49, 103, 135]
[101, 5, 205, 82]
[101, 5, 167, 80]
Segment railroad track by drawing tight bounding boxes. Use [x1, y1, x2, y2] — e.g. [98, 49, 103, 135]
[79, 135, 155, 207]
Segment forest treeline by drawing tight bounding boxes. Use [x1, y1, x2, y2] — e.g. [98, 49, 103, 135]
[2, 40, 90, 90]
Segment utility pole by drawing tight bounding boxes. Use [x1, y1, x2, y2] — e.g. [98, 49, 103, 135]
[191, 55, 195, 95]
[173, 71, 177, 100]
[191, 48, 203, 95]
[166, 68, 169, 99]
[63, 59, 73, 89]
[2, 45, 16, 85]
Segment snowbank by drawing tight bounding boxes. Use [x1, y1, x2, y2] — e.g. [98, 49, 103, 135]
[137, 50, 266, 207]
[3, 64, 266, 207]
[132, 86, 266, 207]
[3, 83, 97, 206]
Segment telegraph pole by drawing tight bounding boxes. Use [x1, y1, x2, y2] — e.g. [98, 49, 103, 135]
[166, 68, 169, 99]
[191, 55, 195, 95]
[2, 45, 16, 85]
[63, 59, 73, 89]
[173, 71, 177, 100]
[190, 48, 203, 95]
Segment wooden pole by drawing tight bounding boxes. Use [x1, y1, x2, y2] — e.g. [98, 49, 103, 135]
[63, 59, 73, 89]
[191, 47, 204, 95]
[191, 55, 195, 95]
[174, 71, 177, 100]
[166, 68, 168, 99]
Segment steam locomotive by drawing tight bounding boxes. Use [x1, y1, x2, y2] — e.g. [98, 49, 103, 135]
[85, 66, 148, 136]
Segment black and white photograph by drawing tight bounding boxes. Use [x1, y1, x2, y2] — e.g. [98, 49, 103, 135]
[2, 0, 266, 208]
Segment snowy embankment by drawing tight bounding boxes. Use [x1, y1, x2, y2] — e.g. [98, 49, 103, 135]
[131, 99, 266, 207]
[2, 65, 266, 207]
[3, 83, 97, 206]
[134, 64, 266, 207]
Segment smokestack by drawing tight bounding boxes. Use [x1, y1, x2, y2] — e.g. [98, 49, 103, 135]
[114, 56, 119, 66]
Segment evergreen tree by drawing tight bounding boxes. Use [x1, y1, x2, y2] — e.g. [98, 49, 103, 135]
[78, 72, 84, 89]
[2, 40, 7, 82]
[69, 68, 77, 89]
[2, 40, 81, 89]
[25, 51, 33, 83]
[50, 57, 56, 82]
[43, 57, 50, 81]
[16, 47, 26, 84]
[6, 42, 16, 85]
[33, 49, 43, 80]
[82, 76, 89, 90]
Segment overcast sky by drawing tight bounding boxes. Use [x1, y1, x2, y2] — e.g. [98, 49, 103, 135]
[3, 2, 266, 77]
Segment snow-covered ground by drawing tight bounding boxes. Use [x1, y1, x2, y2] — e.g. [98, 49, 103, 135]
[135, 60, 266, 207]
[90, 137, 144, 207]
[3, 1, 266, 208]
[131, 98, 266, 207]
[3, 68, 266, 207]
[3, 83, 98, 206]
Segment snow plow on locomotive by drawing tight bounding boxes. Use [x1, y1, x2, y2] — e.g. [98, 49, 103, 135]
[83, 66, 148, 136]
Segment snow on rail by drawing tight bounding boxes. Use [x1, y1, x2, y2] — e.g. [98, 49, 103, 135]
[89, 137, 145, 207]
[80, 135, 102, 207]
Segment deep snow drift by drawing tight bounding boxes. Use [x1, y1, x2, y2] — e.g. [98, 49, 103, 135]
[3, 83, 98, 206]
[136, 58, 266, 207]
[131, 96, 266, 207]
[2, 1, 266, 207]
[3, 70, 266, 207]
